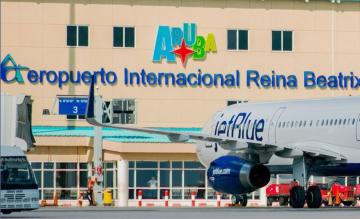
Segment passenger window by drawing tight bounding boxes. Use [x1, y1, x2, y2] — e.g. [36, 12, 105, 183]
[330, 119, 333, 126]
[304, 121, 307, 127]
[321, 120, 324, 126]
[334, 119, 337, 126]
[291, 121, 294, 128]
[278, 122, 281, 128]
[309, 121, 313, 127]
[325, 120, 329, 126]
[352, 118, 355, 125]
[299, 121, 302, 127]
[316, 120, 319, 126]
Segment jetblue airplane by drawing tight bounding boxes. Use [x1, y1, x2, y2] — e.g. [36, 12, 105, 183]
[85, 76, 360, 208]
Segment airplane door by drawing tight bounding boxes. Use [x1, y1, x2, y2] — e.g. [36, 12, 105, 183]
[268, 107, 286, 145]
[357, 114, 360, 141]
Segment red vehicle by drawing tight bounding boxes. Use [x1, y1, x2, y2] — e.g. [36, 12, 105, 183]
[266, 184, 290, 206]
[356, 184, 360, 200]
[327, 183, 356, 206]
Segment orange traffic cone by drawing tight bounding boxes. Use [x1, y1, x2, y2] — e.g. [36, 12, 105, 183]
[335, 193, 341, 206]
[54, 191, 58, 207]
[78, 192, 83, 207]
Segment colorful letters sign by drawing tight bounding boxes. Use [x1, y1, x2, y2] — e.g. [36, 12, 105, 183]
[152, 23, 217, 66]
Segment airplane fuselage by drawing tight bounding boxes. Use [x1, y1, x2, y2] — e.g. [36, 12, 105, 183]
[197, 96, 360, 176]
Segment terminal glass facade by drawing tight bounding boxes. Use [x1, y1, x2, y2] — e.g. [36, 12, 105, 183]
[31, 161, 117, 200]
[31, 161, 360, 202]
[31, 162, 88, 200]
[128, 161, 234, 201]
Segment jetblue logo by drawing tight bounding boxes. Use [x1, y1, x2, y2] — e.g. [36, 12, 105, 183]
[0, 54, 28, 83]
[212, 168, 231, 175]
[214, 112, 265, 142]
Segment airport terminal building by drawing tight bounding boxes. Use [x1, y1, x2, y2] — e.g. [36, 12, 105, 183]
[1, 0, 360, 206]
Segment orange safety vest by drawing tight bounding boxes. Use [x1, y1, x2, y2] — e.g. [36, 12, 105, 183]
[87, 179, 94, 190]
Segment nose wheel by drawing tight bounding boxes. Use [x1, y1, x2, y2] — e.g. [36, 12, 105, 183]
[231, 194, 248, 207]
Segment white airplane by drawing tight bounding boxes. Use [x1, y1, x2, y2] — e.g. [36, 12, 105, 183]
[85, 76, 360, 208]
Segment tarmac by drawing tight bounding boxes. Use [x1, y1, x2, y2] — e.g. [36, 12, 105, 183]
[2, 207, 360, 219]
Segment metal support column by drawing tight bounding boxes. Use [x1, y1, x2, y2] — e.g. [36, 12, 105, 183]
[117, 160, 129, 207]
[93, 95, 103, 205]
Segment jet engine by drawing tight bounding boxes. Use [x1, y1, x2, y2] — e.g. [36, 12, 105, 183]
[207, 156, 270, 194]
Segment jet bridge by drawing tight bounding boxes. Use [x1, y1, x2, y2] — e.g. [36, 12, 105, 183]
[0, 93, 35, 151]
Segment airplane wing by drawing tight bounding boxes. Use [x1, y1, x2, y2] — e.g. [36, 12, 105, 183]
[276, 142, 347, 161]
[85, 75, 347, 163]
[86, 75, 261, 147]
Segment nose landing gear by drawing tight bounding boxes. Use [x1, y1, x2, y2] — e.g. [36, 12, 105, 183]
[231, 194, 248, 207]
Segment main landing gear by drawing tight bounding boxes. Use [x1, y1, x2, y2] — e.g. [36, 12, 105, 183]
[289, 185, 322, 208]
[289, 157, 322, 208]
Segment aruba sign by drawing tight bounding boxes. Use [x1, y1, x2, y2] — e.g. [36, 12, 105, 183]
[152, 23, 217, 66]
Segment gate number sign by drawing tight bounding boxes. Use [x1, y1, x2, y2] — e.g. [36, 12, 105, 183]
[58, 97, 88, 115]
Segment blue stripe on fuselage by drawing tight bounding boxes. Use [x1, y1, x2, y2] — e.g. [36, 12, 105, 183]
[267, 163, 360, 176]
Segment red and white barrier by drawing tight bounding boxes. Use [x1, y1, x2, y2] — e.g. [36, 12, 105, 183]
[138, 190, 142, 207]
[191, 191, 196, 207]
[164, 190, 169, 207]
[217, 192, 221, 207]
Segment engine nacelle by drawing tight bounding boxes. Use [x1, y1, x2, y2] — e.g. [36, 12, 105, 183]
[207, 156, 270, 194]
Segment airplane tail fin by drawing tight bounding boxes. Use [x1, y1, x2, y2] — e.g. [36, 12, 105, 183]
[85, 74, 95, 120]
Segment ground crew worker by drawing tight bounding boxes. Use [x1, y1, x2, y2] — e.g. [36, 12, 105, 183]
[147, 177, 157, 199]
[328, 190, 332, 206]
[87, 176, 95, 206]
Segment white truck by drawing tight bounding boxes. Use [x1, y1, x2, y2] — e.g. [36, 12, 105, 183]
[1, 93, 39, 214]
